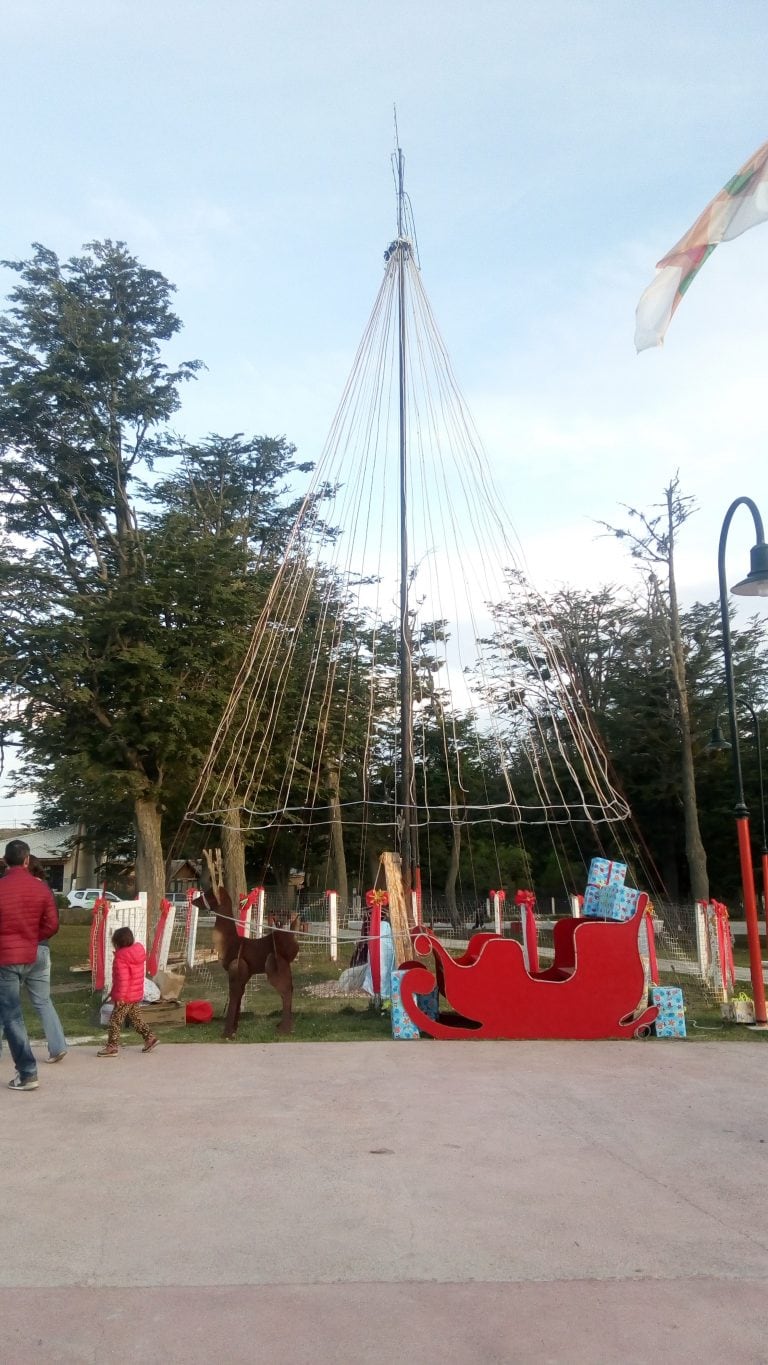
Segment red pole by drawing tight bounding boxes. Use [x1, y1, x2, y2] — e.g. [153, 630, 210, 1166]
[762, 850, 768, 952]
[736, 815, 767, 1023]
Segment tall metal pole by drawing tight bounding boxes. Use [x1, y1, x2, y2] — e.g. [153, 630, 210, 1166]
[742, 698, 768, 942]
[718, 497, 767, 1023]
[395, 146, 418, 897]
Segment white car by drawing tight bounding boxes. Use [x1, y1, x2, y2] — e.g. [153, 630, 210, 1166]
[66, 888, 120, 908]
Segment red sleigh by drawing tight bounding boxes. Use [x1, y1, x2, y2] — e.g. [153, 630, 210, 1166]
[398, 898, 658, 1040]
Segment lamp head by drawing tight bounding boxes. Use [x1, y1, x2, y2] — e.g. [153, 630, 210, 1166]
[705, 721, 732, 754]
[731, 541, 768, 597]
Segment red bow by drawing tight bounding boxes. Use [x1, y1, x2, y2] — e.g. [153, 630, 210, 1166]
[365, 889, 389, 908]
[489, 888, 507, 902]
[514, 889, 535, 908]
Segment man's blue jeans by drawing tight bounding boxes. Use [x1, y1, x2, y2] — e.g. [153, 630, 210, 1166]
[25, 945, 68, 1058]
[0, 964, 38, 1082]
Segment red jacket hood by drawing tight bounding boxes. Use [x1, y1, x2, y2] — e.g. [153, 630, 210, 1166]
[120, 943, 146, 966]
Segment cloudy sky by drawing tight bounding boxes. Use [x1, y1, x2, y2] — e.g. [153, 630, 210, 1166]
[2, 0, 767, 821]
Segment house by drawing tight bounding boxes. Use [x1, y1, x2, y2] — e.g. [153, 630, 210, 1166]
[167, 858, 201, 895]
[0, 824, 96, 893]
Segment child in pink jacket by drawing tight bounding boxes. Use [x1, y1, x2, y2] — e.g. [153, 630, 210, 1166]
[97, 927, 158, 1057]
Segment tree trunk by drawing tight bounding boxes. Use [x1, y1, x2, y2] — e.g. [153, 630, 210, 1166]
[326, 760, 348, 910]
[445, 794, 462, 929]
[664, 488, 709, 903]
[134, 796, 166, 922]
[221, 804, 247, 902]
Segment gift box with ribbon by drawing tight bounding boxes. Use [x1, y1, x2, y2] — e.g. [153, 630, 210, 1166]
[651, 985, 686, 1038]
[586, 857, 627, 890]
[390, 969, 439, 1039]
[391, 969, 420, 1040]
[593, 884, 642, 922]
[582, 884, 603, 917]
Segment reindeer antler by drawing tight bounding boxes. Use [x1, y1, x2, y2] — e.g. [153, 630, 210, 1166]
[203, 847, 225, 898]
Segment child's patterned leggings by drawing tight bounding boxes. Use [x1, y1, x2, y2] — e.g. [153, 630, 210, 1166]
[108, 1002, 152, 1047]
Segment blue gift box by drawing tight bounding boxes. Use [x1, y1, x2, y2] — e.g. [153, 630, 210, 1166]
[582, 884, 603, 916]
[651, 985, 686, 1038]
[596, 884, 641, 922]
[583, 884, 640, 921]
[390, 969, 439, 1039]
[586, 857, 627, 890]
[391, 971, 419, 1039]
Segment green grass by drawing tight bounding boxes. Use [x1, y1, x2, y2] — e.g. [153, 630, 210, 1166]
[26, 924, 393, 1045]
[21, 923, 768, 1044]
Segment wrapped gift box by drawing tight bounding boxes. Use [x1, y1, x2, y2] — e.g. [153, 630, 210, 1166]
[586, 857, 627, 890]
[651, 985, 686, 1038]
[418, 984, 439, 1022]
[390, 969, 439, 1039]
[597, 884, 642, 922]
[583, 883, 641, 922]
[582, 884, 603, 916]
[391, 969, 420, 1040]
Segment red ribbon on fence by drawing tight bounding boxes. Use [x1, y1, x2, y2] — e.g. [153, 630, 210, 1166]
[713, 900, 736, 995]
[369, 900, 382, 995]
[514, 889, 533, 908]
[147, 898, 172, 976]
[236, 889, 259, 938]
[523, 904, 539, 973]
[644, 906, 659, 986]
[90, 896, 111, 992]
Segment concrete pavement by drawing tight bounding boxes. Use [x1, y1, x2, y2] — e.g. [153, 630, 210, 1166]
[2, 1039, 768, 1362]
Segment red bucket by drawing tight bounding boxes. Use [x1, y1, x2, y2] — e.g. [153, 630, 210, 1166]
[185, 1000, 214, 1024]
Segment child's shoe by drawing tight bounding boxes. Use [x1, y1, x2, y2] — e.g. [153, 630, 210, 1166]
[142, 1035, 159, 1053]
[97, 1045, 119, 1057]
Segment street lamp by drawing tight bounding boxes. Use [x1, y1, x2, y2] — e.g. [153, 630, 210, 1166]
[706, 704, 768, 943]
[718, 496, 768, 1025]
[741, 700, 768, 949]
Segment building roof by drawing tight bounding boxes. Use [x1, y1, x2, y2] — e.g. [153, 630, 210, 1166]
[0, 825, 80, 860]
[170, 858, 200, 877]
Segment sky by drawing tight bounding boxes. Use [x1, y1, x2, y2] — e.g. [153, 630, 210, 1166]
[2, 0, 768, 823]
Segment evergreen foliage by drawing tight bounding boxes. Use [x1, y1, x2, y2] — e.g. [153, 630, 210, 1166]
[2, 240, 766, 912]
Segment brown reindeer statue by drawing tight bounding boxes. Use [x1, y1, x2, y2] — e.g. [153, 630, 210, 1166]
[195, 849, 300, 1039]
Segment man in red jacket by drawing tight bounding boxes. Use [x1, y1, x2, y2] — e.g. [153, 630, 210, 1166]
[0, 838, 60, 1091]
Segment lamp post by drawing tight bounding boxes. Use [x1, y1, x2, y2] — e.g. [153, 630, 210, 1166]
[707, 704, 768, 944]
[717, 496, 768, 1025]
[742, 699, 768, 942]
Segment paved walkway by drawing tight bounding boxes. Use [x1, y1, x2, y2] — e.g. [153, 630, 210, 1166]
[2, 1040, 768, 1362]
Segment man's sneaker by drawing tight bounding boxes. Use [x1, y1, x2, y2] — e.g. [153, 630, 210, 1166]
[142, 1035, 159, 1053]
[8, 1074, 39, 1091]
[46, 1051, 67, 1064]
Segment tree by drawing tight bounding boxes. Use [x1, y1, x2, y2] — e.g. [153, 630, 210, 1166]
[0, 240, 202, 912]
[481, 568, 768, 902]
[598, 477, 710, 902]
[1, 424, 316, 911]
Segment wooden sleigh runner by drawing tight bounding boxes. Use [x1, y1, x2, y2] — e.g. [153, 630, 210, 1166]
[398, 897, 659, 1040]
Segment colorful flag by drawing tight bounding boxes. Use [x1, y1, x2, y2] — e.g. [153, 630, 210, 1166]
[635, 138, 768, 351]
